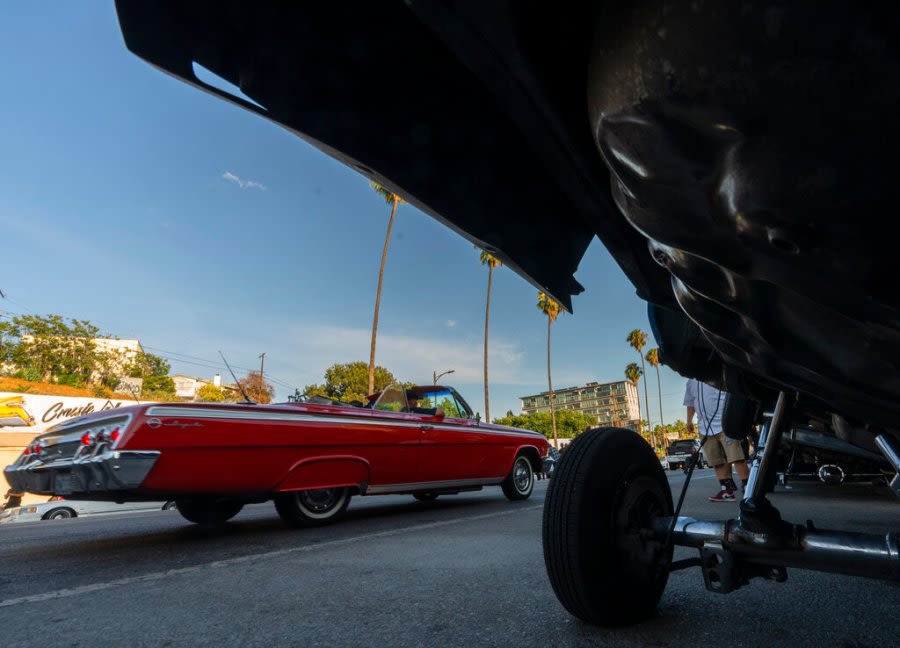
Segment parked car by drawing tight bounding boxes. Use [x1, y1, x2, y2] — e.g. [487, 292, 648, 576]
[777, 425, 891, 488]
[4, 384, 548, 527]
[664, 439, 708, 472]
[0, 498, 175, 524]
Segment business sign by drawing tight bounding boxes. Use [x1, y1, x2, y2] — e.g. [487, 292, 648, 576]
[0, 392, 145, 438]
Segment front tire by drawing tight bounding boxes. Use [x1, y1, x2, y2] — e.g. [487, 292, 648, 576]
[275, 487, 351, 528]
[543, 427, 673, 626]
[175, 498, 243, 525]
[44, 507, 75, 520]
[501, 454, 535, 500]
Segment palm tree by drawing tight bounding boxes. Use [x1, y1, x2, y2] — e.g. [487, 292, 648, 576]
[537, 292, 561, 447]
[368, 182, 404, 395]
[646, 347, 664, 428]
[626, 329, 652, 442]
[624, 362, 644, 437]
[480, 250, 501, 423]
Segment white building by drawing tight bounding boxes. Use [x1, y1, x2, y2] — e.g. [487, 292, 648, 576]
[172, 373, 223, 400]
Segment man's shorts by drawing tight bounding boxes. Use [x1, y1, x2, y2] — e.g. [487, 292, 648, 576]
[701, 433, 746, 467]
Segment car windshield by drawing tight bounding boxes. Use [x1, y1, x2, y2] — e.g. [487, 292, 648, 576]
[413, 388, 470, 418]
[371, 384, 408, 412]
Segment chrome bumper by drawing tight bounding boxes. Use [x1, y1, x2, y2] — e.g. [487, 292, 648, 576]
[4, 450, 159, 496]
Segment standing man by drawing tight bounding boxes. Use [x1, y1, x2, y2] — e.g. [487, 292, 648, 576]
[684, 379, 750, 502]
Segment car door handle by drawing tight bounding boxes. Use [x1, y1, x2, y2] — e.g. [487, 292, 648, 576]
[420, 425, 434, 432]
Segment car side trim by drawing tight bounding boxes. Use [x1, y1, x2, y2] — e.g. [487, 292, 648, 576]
[365, 477, 503, 495]
[143, 406, 544, 439]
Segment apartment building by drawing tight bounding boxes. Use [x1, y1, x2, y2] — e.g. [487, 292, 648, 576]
[519, 379, 641, 431]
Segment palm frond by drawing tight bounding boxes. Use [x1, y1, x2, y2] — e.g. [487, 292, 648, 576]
[536, 292, 560, 323]
[370, 181, 404, 205]
[480, 250, 501, 268]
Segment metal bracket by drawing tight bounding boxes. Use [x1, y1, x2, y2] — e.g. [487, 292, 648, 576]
[700, 541, 788, 594]
[701, 541, 740, 593]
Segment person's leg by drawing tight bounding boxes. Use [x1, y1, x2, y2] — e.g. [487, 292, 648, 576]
[704, 435, 736, 501]
[714, 463, 731, 481]
[722, 436, 751, 489]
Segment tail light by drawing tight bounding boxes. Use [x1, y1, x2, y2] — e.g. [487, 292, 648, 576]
[81, 432, 94, 446]
[23, 443, 43, 456]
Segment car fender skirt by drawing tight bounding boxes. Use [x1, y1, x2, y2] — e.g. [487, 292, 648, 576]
[275, 456, 371, 493]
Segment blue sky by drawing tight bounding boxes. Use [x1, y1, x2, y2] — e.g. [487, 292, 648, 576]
[0, 4, 690, 424]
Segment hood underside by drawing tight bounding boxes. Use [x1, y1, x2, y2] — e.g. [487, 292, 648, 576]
[115, 1, 900, 431]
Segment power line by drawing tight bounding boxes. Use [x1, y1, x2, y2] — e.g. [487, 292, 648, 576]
[142, 345, 296, 390]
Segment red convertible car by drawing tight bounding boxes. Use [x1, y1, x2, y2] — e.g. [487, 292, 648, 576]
[4, 385, 548, 526]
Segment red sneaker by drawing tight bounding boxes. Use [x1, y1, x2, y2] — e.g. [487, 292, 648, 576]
[709, 488, 736, 502]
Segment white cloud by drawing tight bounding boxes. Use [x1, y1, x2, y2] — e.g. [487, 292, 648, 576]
[445, 319, 457, 328]
[222, 171, 267, 190]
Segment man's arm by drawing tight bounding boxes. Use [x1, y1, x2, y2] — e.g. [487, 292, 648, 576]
[686, 405, 696, 435]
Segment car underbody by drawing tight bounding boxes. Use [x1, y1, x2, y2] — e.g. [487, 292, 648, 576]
[114, 0, 900, 626]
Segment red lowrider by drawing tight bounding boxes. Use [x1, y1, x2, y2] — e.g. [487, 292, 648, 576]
[4, 385, 548, 526]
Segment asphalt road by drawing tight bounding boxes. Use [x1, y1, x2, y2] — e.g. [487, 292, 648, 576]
[0, 469, 897, 647]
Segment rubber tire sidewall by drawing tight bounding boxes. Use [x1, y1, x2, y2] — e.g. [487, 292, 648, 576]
[44, 508, 75, 520]
[501, 454, 535, 500]
[275, 487, 351, 528]
[543, 427, 674, 626]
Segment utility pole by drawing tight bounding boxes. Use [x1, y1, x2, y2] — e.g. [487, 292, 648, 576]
[258, 352, 265, 394]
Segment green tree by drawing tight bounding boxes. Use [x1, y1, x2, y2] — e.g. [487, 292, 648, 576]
[1, 314, 112, 386]
[142, 375, 176, 399]
[368, 182, 404, 396]
[654, 420, 689, 446]
[625, 362, 644, 437]
[537, 292, 561, 447]
[627, 329, 653, 445]
[126, 352, 171, 379]
[196, 383, 226, 402]
[645, 347, 664, 431]
[304, 361, 398, 404]
[480, 249, 501, 423]
[493, 410, 595, 440]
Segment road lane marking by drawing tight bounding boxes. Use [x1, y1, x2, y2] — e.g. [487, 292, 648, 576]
[0, 503, 543, 608]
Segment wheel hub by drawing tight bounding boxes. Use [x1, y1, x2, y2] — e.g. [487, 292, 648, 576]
[299, 488, 340, 512]
[514, 459, 531, 492]
[613, 476, 670, 580]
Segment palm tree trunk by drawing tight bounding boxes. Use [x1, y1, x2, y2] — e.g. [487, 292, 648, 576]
[547, 316, 558, 447]
[368, 196, 398, 395]
[655, 365, 664, 428]
[483, 264, 493, 423]
[639, 353, 652, 447]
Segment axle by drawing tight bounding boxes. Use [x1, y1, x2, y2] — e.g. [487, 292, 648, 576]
[657, 516, 900, 582]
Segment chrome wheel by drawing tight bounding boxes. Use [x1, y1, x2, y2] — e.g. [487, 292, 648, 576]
[297, 488, 346, 516]
[276, 487, 352, 527]
[502, 454, 535, 500]
[514, 457, 532, 493]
